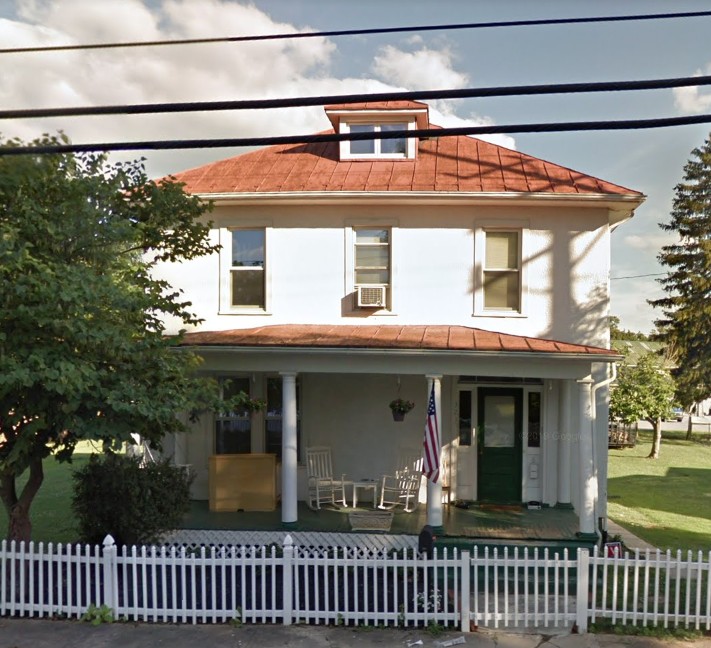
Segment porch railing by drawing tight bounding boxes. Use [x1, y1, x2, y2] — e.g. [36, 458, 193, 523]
[1, 535, 709, 633]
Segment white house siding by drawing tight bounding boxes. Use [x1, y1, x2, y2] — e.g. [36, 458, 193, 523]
[155, 202, 612, 348]
[153, 199, 618, 528]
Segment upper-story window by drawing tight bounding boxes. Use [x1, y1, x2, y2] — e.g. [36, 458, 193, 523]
[231, 228, 265, 309]
[341, 121, 415, 159]
[483, 230, 521, 312]
[354, 228, 390, 309]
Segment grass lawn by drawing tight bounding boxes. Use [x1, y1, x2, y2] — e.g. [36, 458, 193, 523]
[3, 432, 709, 551]
[607, 429, 711, 552]
[0, 442, 102, 544]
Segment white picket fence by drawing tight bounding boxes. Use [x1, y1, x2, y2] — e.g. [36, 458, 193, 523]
[1, 535, 709, 633]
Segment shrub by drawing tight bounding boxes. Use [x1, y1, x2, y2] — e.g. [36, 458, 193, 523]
[72, 453, 193, 545]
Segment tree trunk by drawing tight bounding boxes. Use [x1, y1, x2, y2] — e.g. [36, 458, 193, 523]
[0, 457, 44, 542]
[647, 418, 662, 459]
[686, 412, 694, 440]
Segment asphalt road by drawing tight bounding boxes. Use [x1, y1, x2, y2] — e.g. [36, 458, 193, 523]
[1, 619, 710, 648]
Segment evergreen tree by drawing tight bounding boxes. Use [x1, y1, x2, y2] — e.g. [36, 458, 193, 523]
[650, 135, 711, 411]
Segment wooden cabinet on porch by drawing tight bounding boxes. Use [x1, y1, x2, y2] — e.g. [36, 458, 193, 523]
[209, 453, 280, 512]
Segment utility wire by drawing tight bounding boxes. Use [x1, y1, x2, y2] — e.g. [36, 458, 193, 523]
[3, 10, 711, 54]
[3, 75, 710, 121]
[611, 273, 667, 280]
[2, 113, 711, 156]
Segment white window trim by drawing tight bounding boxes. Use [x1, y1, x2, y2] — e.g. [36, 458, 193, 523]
[219, 225, 272, 315]
[339, 119, 416, 160]
[344, 222, 398, 315]
[473, 220, 529, 317]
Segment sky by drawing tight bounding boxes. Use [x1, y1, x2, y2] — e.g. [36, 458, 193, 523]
[2, 0, 711, 334]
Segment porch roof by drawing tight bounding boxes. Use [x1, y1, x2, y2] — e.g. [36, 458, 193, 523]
[179, 324, 617, 358]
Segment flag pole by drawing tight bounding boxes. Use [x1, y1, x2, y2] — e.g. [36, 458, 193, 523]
[424, 375, 443, 530]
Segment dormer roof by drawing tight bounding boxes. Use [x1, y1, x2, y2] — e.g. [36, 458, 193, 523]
[324, 100, 430, 130]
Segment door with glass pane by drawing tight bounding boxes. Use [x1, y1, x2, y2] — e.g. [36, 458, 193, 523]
[477, 388, 523, 503]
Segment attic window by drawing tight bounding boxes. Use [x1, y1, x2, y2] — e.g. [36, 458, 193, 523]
[341, 121, 415, 160]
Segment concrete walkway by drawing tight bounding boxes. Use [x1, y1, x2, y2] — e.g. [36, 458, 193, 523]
[1, 618, 710, 648]
[606, 520, 658, 553]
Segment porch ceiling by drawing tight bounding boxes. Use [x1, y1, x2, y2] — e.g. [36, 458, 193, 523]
[180, 324, 617, 358]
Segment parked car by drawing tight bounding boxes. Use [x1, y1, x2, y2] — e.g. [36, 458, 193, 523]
[663, 407, 684, 422]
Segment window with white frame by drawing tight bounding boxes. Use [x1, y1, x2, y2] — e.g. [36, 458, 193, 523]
[483, 230, 521, 312]
[354, 228, 390, 307]
[215, 377, 252, 454]
[231, 228, 265, 309]
[342, 122, 413, 159]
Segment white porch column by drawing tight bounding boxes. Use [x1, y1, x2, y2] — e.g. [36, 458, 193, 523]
[577, 376, 597, 538]
[557, 379, 573, 507]
[425, 374, 443, 530]
[281, 372, 298, 525]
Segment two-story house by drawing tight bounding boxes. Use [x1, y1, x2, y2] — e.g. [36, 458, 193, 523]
[155, 100, 644, 541]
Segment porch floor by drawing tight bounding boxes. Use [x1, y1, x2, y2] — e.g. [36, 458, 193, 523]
[170, 500, 584, 551]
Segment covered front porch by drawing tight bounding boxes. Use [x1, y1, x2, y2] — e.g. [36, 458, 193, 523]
[166, 499, 592, 553]
[173, 324, 617, 544]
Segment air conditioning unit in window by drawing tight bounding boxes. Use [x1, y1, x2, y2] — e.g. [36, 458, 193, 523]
[357, 285, 387, 308]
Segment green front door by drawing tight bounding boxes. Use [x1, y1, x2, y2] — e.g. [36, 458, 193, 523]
[477, 387, 523, 503]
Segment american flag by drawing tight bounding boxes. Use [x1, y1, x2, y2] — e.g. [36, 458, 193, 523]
[422, 383, 440, 483]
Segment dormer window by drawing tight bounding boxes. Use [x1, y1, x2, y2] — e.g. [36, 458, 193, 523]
[325, 101, 429, 162]
[345, 122, 412, 158]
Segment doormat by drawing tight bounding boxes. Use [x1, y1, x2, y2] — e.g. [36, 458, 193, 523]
[348, 511, 394, 532]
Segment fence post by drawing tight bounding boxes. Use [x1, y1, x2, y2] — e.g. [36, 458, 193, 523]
[575, 548, 590, 633]
[282, 534, 294, 626]
[102, 535, 117, 616]
[460, 550, 471, 633]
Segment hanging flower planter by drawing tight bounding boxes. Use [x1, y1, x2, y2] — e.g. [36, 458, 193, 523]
[389, 398, 414, 422]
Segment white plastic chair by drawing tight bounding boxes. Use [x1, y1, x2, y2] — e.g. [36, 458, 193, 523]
[305, 446, 350, 510]
[378, 450, 423, 513]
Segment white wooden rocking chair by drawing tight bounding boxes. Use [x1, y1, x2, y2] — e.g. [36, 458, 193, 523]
[378, 450, 423, 513]
[305, 446, 350, 510]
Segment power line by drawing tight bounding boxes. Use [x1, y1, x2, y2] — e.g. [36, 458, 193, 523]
[3, 75, 710, 121]
[3, 10, 710, 55]
[611, 273, 667, 280]
[3, 113, 711, 157]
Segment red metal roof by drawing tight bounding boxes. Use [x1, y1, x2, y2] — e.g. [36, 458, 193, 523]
[180, 325, 615, 356]
[170, 124, 640, 196]
[323, 100, 429, 111]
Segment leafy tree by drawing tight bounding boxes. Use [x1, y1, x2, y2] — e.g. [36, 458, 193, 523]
[610, 353, 676, 459]
[608, 316, 649, 341]
[650, 135, 711, 416]
[0, 134, 225, 542]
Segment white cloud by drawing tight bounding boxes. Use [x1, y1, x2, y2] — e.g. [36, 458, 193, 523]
[372, 44, 468, 90]
[610, 276, 663, 335]
[370, 44, 516, 149]
[673, 67, 711, 114]
[1, 0, 516, 176]
[622, 233, 677, 251]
